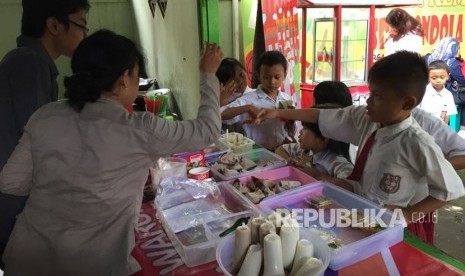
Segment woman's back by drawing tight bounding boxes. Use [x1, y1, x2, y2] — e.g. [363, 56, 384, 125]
[0, 30, 223, 275]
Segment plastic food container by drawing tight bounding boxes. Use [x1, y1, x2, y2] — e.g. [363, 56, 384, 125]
[219, 132, 255, 153]
[204, 139, 230, 161]
[208, 148, 287, 181]
[154, 182, 260, 267]
[216, 227, 331, 276]
[227, 166, 318, 204]
[259, 182, 405, 270]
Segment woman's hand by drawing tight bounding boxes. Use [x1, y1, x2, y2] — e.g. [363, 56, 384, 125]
[220, 80, 237, 106]
[255, 108, 279, 124]
[200, 42, 223, 74]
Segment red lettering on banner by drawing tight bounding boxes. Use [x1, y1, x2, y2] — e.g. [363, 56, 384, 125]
[137, 209, 184, 274]
[419, 14, 463, 45]
[147, 248, 184, 274]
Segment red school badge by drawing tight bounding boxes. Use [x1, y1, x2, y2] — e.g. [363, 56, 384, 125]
[379, 173, 401, 193]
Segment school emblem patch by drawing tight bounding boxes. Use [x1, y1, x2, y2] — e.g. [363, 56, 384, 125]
[379, 173, 401, 193]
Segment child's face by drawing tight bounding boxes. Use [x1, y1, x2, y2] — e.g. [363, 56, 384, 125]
[234, 66, 248, 95]
[298, 128, 327, 152]
[258, 64, 286, 95]
[429, 69, 449, 91]
[366, 82, 411, 125]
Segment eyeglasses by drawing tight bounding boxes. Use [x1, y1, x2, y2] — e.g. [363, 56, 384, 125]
[68, 19, 89, 34]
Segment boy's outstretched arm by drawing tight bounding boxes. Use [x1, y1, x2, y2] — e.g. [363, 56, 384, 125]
[448, 155, 465, 170]
[275, 145, 292, 164]
[386, 196, 446, 224]
[221, 104, 258, 120]
[256, 108, 320, 124]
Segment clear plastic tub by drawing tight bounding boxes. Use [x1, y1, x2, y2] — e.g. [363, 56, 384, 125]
[219, 132, 255, 153]
[259, 182, 405, 270]
[235, 166, 317, 186]
[154, 182, 260, 267]
[227, 166, 318, 204]
[204, 139, 230, 161]
[208, 148, 287, 181]
[216, 226, 331, 276]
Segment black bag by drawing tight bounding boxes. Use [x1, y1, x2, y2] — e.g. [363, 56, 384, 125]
[451, 80, 465, 104]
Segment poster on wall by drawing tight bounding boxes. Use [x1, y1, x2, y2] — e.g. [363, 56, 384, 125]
[242, 0, 301, 107]
[262, 0, 299, 107]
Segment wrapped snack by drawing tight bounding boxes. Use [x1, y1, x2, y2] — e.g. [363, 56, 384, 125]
[277, 180, 301, 193]
[232, 223, 252, 273]
[237, 244, 262, 276]
[306, 195, 333, 209]
[245, 190, 266, 204]
[294, 257, 324, 276]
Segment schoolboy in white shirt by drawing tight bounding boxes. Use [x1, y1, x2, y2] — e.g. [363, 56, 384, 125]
[221, 51, 292, 150]
[256, 51, 465, 243]
[419, 60, 457, 124]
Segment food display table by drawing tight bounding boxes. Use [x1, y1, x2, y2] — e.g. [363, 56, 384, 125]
[133, 202, 465, 276]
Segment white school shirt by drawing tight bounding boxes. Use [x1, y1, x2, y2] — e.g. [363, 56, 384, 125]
[222, 85, 291, 149]
[412, 108, 465, 159]
[0, 73, 221, 275]
[319, 106, 465, 207]
[282, 143, 354, 178]
[418, 84, 457, 119]
[384, 32, 422, 56]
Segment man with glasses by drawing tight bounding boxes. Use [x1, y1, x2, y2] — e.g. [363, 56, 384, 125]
[0, 0, 90, 269]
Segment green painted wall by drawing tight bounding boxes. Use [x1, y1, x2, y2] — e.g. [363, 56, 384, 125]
[219, 0, 233, 58]
[0, 0, 137, 99]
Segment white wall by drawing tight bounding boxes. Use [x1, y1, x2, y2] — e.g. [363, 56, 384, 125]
[131, 0, 202, 120]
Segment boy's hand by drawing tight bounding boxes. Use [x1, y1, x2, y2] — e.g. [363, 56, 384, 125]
[247, 105, 261, 119]
[243, 105, 261, 124]
[200, 42, 223, 74]
[255, 108, 279, 124]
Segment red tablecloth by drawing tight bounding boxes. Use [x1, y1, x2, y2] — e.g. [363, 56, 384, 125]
[133, 203, 464, 276]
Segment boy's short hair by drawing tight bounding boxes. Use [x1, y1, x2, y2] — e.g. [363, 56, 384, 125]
[256, 50, 287, 73]
[21, 0, 91, 37]
[428, 60, 450, 74]
[368, 51, 428, 106]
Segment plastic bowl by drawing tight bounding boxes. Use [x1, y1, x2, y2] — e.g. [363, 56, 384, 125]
[216, 228, 330, 276]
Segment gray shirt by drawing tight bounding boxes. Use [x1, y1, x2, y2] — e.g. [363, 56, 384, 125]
[0, 35, 58, 170]
[0, 73, 220, 275]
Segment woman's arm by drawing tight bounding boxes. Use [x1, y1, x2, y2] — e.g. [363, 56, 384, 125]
[0, 130, 33, 196]
[450, 60, 465, 84]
